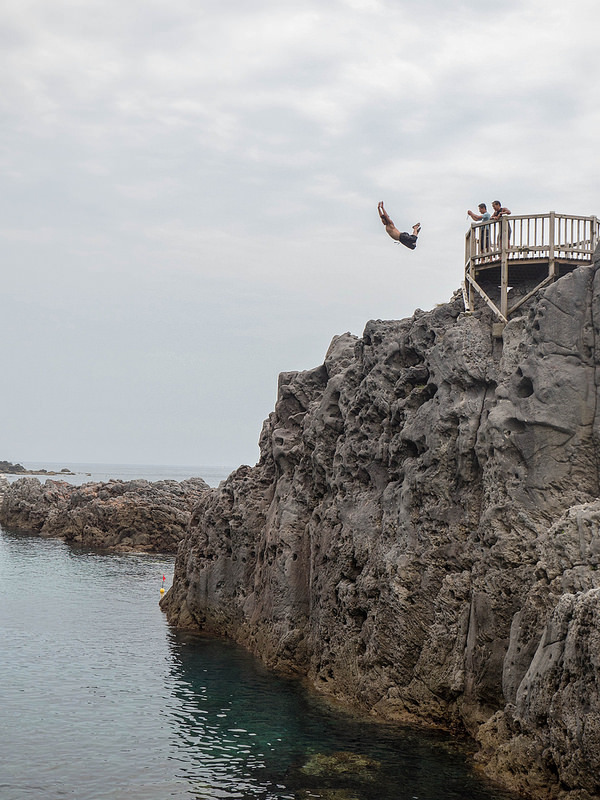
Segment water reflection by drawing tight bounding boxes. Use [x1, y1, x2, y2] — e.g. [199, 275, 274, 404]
[166, 632, 516, 800]
[1, 526, 517, 800]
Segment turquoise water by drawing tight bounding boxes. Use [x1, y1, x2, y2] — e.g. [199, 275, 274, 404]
[0, 465, 518, 800]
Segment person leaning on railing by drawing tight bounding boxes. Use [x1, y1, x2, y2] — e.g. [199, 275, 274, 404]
[490, 200, 511, 219]
[491, 200, 511, 244]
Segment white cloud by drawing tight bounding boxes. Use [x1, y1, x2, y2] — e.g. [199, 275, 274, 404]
[0, 0, 598, 465]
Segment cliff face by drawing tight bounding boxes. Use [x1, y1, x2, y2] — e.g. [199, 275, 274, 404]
[162, 250, 600, 799]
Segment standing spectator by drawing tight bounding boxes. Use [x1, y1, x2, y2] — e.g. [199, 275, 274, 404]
[468, 203, 491, 252]
[491, 200, 511, 219]
[491, 201, 512, 245]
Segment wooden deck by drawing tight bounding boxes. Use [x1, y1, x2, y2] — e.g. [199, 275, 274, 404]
[463, 212, 599, 323]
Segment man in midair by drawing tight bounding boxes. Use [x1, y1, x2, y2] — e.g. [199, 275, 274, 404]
[378, 202, 421, 249]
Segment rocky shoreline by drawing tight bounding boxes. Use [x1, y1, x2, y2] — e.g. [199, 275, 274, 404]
[0, 476, 209, 553]
[4, 252, 600, 797]
[159, 249, 600, 799]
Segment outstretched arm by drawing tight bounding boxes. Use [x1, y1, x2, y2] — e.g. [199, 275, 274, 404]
[378, 201, 394, 227]
[468, 209, 483, 221]
[378, 201, 401, 241]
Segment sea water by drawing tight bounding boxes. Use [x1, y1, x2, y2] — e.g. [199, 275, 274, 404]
[0, 465, 517, 800]
[4, 461, 236, 487]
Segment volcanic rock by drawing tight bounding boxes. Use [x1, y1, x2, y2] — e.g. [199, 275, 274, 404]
[161, 245, 600, 798]
[0, 477, 209, 553]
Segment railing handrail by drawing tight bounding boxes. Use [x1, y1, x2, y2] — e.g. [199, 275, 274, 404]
[465, 213, 599, 263]
[468, 211, 598, 228]
[464, 212, 599, 322]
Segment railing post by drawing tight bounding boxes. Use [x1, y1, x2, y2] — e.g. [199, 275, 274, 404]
[463, 212, 597, 324]
[548, 211, 556, 279]
[465, 227, 475, 311]
[500, 217, 509, 319]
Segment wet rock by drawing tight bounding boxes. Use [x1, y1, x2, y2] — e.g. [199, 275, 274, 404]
[294, 790, 361, 800]
[292, 751, 380, 800]
[299, 751, 380, 778]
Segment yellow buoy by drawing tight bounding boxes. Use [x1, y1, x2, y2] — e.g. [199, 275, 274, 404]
[160, 587, 165, 594]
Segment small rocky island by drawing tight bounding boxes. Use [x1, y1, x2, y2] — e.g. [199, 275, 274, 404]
[0, 460, 75, 476]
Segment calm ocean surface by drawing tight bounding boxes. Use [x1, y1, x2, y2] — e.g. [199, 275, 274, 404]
[5, 461, 237, 487]
[1, 464, 517, 800]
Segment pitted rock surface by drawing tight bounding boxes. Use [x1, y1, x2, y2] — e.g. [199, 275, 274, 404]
[0, 477, 209, 552]
[161, 246, 600, 799]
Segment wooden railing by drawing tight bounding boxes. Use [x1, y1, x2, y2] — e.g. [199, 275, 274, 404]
[466, 212, 599, 270]
[464, 212, 599, 322]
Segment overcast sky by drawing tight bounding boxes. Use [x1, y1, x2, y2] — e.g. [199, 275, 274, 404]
[1, 0, 598, 468]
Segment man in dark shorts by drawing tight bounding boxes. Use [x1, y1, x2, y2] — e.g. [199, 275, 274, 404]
[378, 202, 421, 249]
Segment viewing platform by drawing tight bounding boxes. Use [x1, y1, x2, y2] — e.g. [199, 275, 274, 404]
[463, 212, 599, 323]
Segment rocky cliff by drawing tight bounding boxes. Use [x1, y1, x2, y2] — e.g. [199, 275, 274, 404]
[161, 247, 600, 799]
[0, 477, 209, 552]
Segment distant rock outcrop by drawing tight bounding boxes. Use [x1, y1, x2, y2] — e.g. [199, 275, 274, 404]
[0, 460, 27, 473]
[0, 477, 209, 553]
[0, 460, 75, 475]
[161, 247, 600, 799]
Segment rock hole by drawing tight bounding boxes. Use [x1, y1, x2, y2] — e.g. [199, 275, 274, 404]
[516, 376, 534, 398]
[404, 440, 419, 458]
[505, 418, 526, 434]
